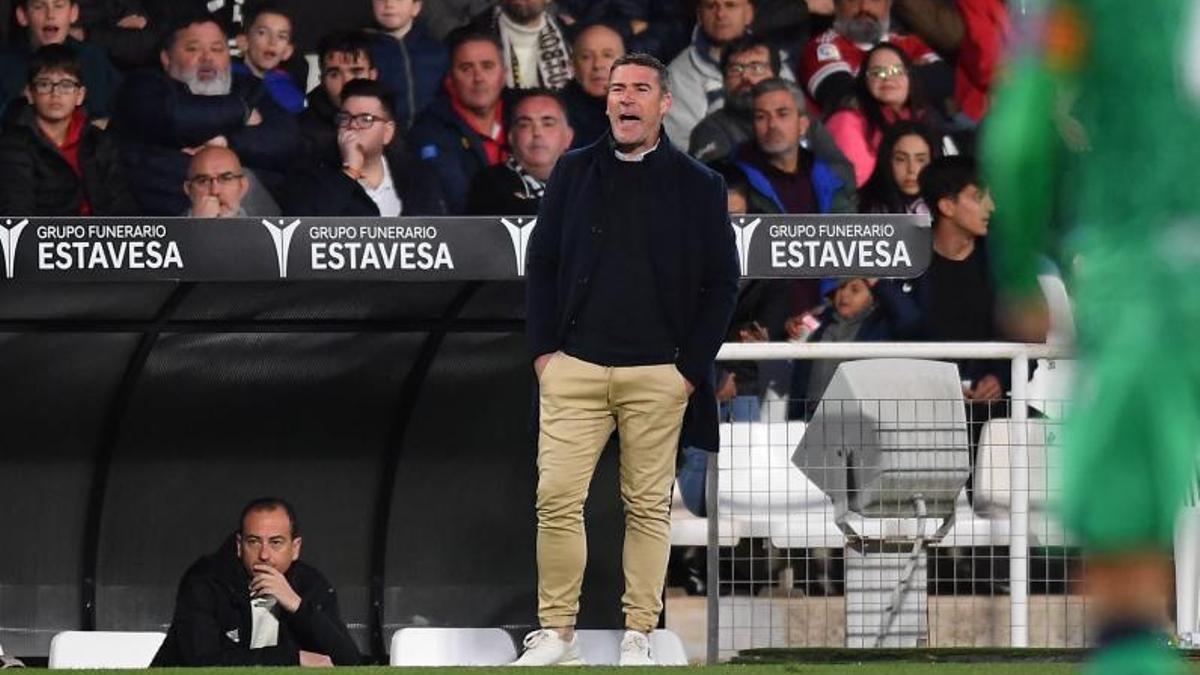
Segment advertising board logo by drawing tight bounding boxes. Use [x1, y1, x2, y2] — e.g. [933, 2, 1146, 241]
[261, 219, 301, 278]
[731, 217, 762, 276]
[500, 217, 537, 276]
[0, 218, 29, 279]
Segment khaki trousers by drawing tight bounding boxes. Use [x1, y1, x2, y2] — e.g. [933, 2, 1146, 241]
[535, 351, 689, 633]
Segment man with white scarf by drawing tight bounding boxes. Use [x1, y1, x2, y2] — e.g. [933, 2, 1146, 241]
[482, 0, 573, 91]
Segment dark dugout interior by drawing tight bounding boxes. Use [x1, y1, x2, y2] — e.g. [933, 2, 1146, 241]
[0, 281, 632, 661]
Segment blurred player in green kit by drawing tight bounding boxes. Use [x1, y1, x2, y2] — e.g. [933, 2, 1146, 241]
[984, 0, 1200, 672]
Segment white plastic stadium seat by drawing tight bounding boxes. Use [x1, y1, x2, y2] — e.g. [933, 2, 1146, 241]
[47, 631, 166, 669]
[973, 418, 1068, 545]
[389, 627, 516, 666]
[574, 629, 689, 665]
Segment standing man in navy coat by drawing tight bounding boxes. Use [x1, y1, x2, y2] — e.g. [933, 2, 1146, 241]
[519, 53, 739, 666]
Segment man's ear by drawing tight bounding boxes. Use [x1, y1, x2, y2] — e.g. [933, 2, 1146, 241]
[74, 85, 86, 108]
[15, 5, 28, 28]
[69, 3, 79, 25]
[22, 86, 32, 104]
[937, 195, 956, 221]
[291, 536, 302, 561]
[159, 49, 170, 72]
[383, 120, 396, 147]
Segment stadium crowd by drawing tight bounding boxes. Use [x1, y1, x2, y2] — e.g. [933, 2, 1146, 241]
[0, 0, 1019, 412]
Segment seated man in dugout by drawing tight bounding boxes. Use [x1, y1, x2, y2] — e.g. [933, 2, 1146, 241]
[153, 497, 360, 667]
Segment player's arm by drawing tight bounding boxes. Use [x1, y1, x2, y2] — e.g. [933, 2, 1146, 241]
[982, 0, 1087, 300]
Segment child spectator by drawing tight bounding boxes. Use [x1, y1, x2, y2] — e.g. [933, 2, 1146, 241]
[232, 2, 304, 114]
[367, 0, 449, 129]
[858, 120, 939, 214]
[0, 44, 136, 215]
[0, 0, 122, 121]
[788, 277, 921, 418]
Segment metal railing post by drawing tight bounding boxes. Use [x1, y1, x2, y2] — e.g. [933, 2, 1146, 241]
[1010, 351, 1031, 647]
[706, 450, 720, 664]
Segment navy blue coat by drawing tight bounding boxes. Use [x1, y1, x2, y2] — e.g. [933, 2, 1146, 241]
[368, 23, 449, 130]
[281, 148, 448, 217]
[407, 91, 497, 216]
[526, 134, 740, 452]
[109, 69, 299, 215]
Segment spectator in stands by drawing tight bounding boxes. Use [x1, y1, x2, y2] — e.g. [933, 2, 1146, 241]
[183, 146, 250, 217]
[688, 35, 777, 162]
[474, 0, 573, 91]
[0, 0, 121, 120]
[409, 28, 510, 215]
[561, 23, 623, 150]
[826, 43, 945, 186]
[283, 79, 446, 216]
[0, 44, 135, 215]
[788, 276, 921, 418]
[519, 53, 738, 666]
[152, 497, 360, 667]
[109, 13, 298, 215]
[798, 0, 950, 115]
[736, 78, 855, 215]
[857, 119, 937, 213]
[232, 3, 304, 115]
[366, 0, 448, 129]
[737, 79, 854, 312]
[914, 156, 1006, 405]
[556, 0, 687, 61]
[301, 31, 378, 164]
[467, 88, 573, 215]
[664, 0, 757, 145]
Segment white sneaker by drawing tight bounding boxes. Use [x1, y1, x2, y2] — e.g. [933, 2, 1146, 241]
[508, 629, 583, 666]
[618, 630, 655, 666]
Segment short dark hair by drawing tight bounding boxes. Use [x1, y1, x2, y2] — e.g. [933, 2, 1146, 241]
[509, 87, 568, 129]
[919, 156, 984, 222]
[317, 30, 375, 69]
[750, 77, 806, 113]
[340, 78, 397, 120]
[719, 36, 780, 79]
[26, 43, 83, 86]
[609, 52, 670, 93]
[242, 1, 293, 34]
[445, 26, 503, 64]
[239, 497, 299, 538]
[163, 12, 227, 52]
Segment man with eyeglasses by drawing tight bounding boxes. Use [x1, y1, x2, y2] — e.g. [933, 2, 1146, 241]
[153, 497, 360, 667]
[283, 78, 446, 216]
[688, 36, 777, 162]
[799, 0, 950, 114]
[184, 146, 251, 217]
[0, 0, 121, 122]
[0, 44, 135, 215]
[664, 0, 794, 148]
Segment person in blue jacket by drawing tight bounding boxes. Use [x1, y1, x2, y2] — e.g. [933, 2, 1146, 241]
[366, 0, 448, 129]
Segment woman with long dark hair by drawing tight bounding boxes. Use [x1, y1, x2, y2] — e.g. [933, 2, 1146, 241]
[827, 43, 942, 187]
[858, 120, 941, 214]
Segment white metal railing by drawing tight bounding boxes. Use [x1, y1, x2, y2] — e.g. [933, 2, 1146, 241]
[706, 341, 1073, 661]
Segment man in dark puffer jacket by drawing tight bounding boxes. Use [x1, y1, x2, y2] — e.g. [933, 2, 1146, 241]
[153, 497, 360, 667]
[0, 44, 136, 216]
